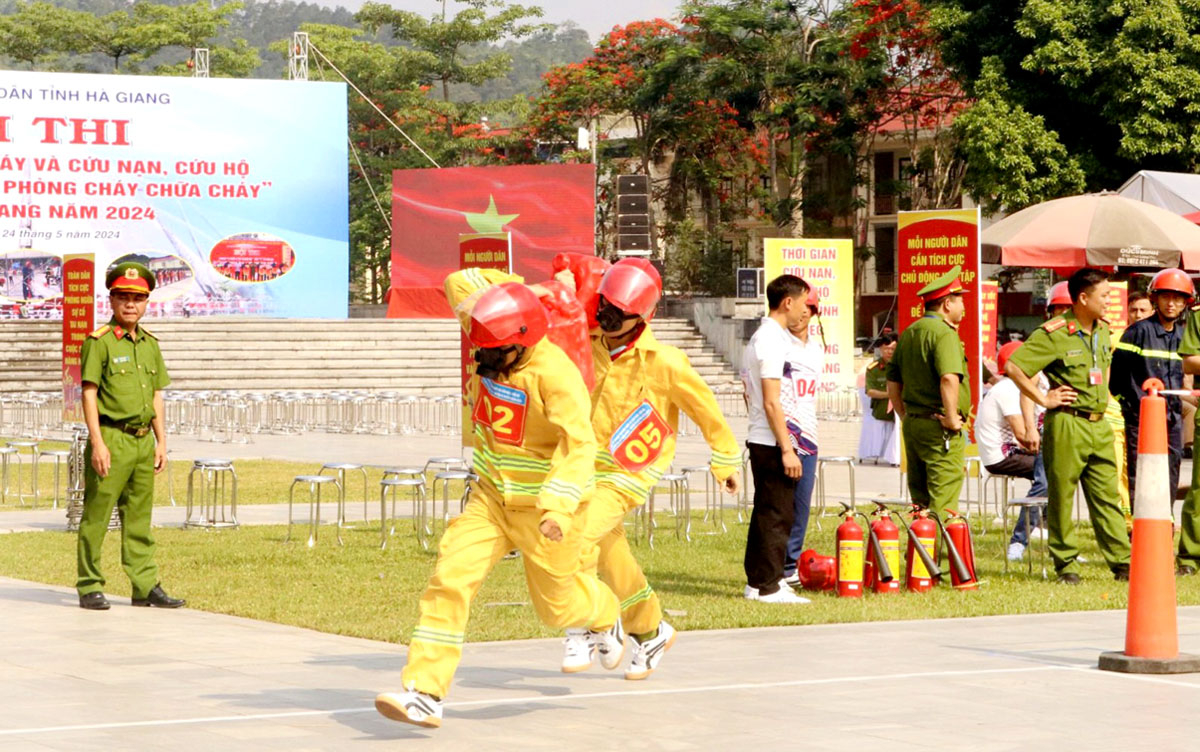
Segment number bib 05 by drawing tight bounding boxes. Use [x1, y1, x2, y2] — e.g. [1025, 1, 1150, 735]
[609, 401, 672, 473]
[472, 378, 529, 446]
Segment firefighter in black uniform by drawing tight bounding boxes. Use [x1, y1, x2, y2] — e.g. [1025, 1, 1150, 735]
[1110, 268, 1194, 510]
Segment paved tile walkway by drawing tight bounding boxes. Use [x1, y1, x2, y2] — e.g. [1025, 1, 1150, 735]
[1, 576, 1197, 750]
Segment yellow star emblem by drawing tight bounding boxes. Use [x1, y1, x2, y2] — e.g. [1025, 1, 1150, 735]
[464, 196, 519, 234]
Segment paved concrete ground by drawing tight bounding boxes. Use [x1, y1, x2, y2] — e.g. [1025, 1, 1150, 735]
[1, 575, 1197, 751]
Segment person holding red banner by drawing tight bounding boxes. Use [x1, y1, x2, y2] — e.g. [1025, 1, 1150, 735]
[557, 258, 743, 681]
[375, 270, 624, 729]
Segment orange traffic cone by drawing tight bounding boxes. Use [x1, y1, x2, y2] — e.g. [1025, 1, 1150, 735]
[1100, 378, 1200, 674]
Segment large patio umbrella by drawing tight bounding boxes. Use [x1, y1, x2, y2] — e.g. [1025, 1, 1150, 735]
[981, 192, 1200, 270]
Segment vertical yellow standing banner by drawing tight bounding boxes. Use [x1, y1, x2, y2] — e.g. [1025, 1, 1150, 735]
[763, 238, 856, 390]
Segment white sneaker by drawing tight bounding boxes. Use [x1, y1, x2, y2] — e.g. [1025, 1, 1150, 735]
[625, 621, 677, 681]
[756, 587, 811, 604]
[561, 628, 595, 673]
[375, 689, 443, 728]
[588, 618, 627, 670]
[782, 572, 801, 589]
[1007, 541, 1026, 561]
[743, 585, 759, 600]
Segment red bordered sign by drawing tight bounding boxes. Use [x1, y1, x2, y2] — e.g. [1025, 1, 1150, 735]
[472, 377, 529, 446]
[608, 401, 672, 473]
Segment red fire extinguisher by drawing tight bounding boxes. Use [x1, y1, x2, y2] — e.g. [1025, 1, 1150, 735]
[835, 504, 864, 598]
[865, 504, 901, 594]
[941, 510, 979, 590]
[905, 508, 940, 593]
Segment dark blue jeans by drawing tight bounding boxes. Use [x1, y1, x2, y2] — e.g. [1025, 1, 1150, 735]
[783, 453, 820, 576]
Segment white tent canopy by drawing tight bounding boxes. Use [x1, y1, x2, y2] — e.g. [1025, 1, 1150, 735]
[1117, 170, 1200, 216]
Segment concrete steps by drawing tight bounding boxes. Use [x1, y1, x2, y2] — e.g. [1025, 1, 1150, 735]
[0, 316, 740, 393]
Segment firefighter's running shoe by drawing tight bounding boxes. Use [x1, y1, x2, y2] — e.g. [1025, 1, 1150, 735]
[588, 618, 627, 670]
[625, 621, 677, 681]
[561, 628, 595, 673]
[375, 689, 443, 728]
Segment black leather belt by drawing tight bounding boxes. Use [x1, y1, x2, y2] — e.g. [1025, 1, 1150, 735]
[1051, 407, 1104, 422]
[100, 417, 151, 437]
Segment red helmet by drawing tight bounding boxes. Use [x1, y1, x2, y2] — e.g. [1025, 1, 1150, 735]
[468, 282, 549, 349]
[1047, 281, 1071, 308]
[997, 341, 1022, 374]
[805, 283, 819, 312]
[597, 258, 662, 321]
[1149, 268, 1195, 302]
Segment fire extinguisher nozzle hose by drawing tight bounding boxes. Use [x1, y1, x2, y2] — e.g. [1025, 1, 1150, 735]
[931, 513, 973, 585]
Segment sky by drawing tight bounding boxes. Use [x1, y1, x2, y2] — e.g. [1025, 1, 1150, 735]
[322, 0, 683, 41]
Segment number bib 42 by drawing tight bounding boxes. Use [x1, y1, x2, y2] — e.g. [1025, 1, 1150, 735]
[609, 401, 672, 473]
[472, 378, 529, 446]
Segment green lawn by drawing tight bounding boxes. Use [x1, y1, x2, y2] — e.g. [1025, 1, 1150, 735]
[2, 510, 1196, 644]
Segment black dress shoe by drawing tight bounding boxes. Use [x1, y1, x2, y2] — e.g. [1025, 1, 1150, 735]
[131, 584, 186, 608]
[1178, 563, 1198, 577]
[1055, 572, 1082, 585]
[79, 592, 110, 610]
[1113, 565, 1130, 582]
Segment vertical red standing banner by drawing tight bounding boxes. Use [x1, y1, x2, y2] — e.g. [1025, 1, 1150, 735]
[460, 233, 513, 448]
[61, 254, 95, 422]
[897, 209, 982, 425]
[980, 280, 999, 371]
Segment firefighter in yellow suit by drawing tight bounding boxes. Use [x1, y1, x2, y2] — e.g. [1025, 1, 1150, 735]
[560, 258, 743, 680]
[375, 272, 623, 729]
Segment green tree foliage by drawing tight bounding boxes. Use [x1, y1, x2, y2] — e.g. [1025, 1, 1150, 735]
[356, 0, 550, 103]
[932, 0, 1200, 195]
[952, 59, 1086, 215]
[0, 1, 89, 67]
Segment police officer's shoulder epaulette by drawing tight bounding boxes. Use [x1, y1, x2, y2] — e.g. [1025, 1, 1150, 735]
[87, 324, 111, 339]
[1042, 317, 1067, 333]
[139, 325, 158, 340]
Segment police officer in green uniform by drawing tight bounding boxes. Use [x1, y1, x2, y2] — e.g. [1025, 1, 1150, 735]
[77, 262, 184, 610]
[1006, 268, 1131, 584]
[1175, 300, 1200, 576]
[887, 266, 971, 520]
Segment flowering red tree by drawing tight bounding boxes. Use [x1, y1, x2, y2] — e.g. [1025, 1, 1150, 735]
[849, 0, 969, 211]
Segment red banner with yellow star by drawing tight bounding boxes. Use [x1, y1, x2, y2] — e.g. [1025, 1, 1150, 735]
[387, 164, 597, 318]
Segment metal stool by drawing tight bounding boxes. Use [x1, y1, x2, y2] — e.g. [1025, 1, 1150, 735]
[681, 465, 726, 534]
[287, 475, 341, 547]
[380, 476, 429, 550]
[424, 456, 467, 480]
[37, 449, 70, 509]
[1003, 497, 1049, 578]
[7, 440, 38, 507]
[185, 459, 239, 529]
[962, 456, 985, 526]
[654, 473, 690, 542]
[816, 456, 856, 518]
[737, 448, 752, 523]
[982, 471, 1020, 535]
[431, 470, 473, 532]
[164, 449, 178, 507]
[0, 446, 17, 504]
[320, 462, 369, 524]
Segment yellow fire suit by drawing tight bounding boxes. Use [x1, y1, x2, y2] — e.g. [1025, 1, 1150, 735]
[586, 326, 742, 635]
[400, 269, 619, 699]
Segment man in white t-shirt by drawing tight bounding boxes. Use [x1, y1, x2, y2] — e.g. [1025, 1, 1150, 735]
[740, 274, 812, 604]
[977, 342, 1048, 558]
[781, 284, 825, 585]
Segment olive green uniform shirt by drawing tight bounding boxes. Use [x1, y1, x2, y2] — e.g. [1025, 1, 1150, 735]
[1009, 310, 1111, 414]
[80, 320, 170, 426]
[865, 362, 890, 421]
[886, 313, 970, 418]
